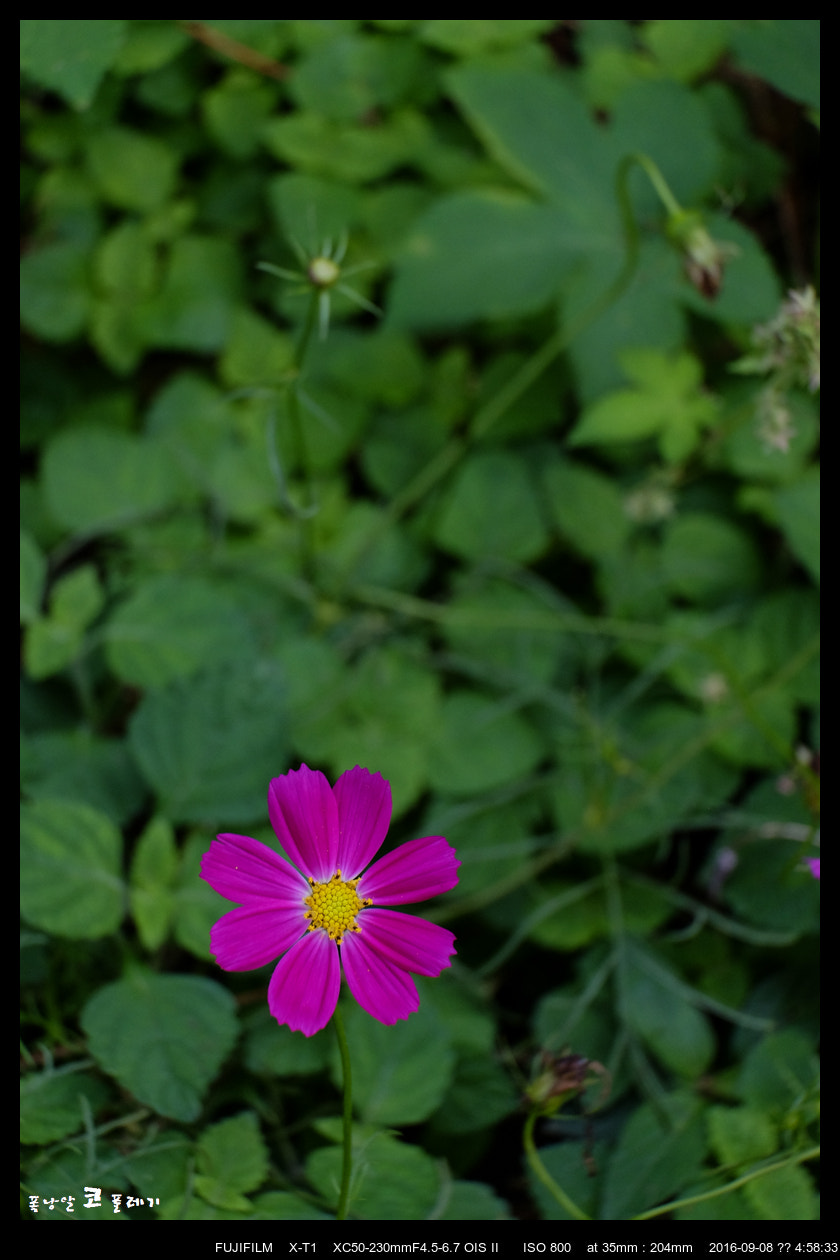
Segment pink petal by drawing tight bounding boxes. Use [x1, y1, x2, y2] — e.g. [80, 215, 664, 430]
[333, 766, 392, 878]
[201, 833, 310, 903]
[358, 836, 460, 905]
[268, 765, 339, 881]
[267, 930, 340, 1036]
[807, 857, 820, 879]
[340, 931, 420, 1024]
[356, 907, 456, 977]
[210, 900, 308, 971]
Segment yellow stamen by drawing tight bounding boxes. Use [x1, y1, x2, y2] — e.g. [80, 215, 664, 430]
[303, 870, 372, 944]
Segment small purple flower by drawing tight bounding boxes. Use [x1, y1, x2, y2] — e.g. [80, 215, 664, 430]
[807, 857, 820, 880]
[201, 765, 459, 1036]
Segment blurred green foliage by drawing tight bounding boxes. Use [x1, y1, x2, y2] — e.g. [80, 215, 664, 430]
[21, 19, 818, 1222]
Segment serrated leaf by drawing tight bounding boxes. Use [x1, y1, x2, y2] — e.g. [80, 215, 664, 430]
[331, 1000, 455, 1126]
[104, 575, 255, 688]
[21, 730, 146, 826]
[195, 1112, 269, 1210]
[600, 1094, 706, 1220]
[81, 971, 238, 1122]
[128, 660, 290, 824]
[43, 426, 177, 533]
[306, 1129, 441, 1219]
[20, 1069, 110, 1144]
[742, 1162, 818, 1220]
[708, 1105, 778, 1165]
[129, 816, 179, 951]
[20, 799, 124, 939]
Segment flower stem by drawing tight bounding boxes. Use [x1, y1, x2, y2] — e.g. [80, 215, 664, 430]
[331, 1005, 353, 1221]
[631, 1144, 820, 1220]
[523, 1110, 591, 1220]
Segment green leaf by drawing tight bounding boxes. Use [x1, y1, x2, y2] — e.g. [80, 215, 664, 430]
[244, 1009, 332, 1077]
[439, 1181, 510, 1220]
[85, 126, 179, 213]
[172, 834, 225, 961]
[51, 564, 104, 628]
[643, 20, 731, 82]
[293, 646, 440, 817]
[20, 799, 124, 939]
[21, 730, 146, 826]
[290, 32, 429, 122]
[773, 468, 820, 583]
[708, 1104, 778, 1165]
[267, 172, 363, 248]
[81, 971, 238, 1122]
[20, 1068, 110, 1144]
[430, 1053, 518, 1134]
[623, 941, 716, 1077]
[331, 1000, 456, 1126]
[143, 236, 242, 352]
[529, 1139, 608, 1221]
[249, 1192, 331, 1221]
[428, 689, 544, 796]
[194, 1112, 269, 1211]
[568, 348, 718, 462]
[129, 816, 179, 951]
[421, 19, 554, 55]
[600, 1093, 707, 1220]
[724, 840, 819, 934]
[661, 513, 762, 602]
[610, 79, 722, 205]
[43, 426, 177, 533]
[446, 63, 616, 216]
[306, 1128, 441, 1219]
[730, 20, 820, 112]
[443, 578, 572, 686]
[263, 109, 422, 184]
[737, 1030, 819, 1115]
[24, 616, 83, 680]
[543, 458, 629, 558]
[388, 189, 576, 328]
[20, 242, 92, 342]
[743, 1162, 818, 1221]
[203, 72, 276, 160]
[20, 530, 46, 624]
[128, 659, 290, 823]
[20, 19, 127, 110]
[104, 574, 255, 688]
[218, 305, 294, 389]
[434, 451, 549, 562]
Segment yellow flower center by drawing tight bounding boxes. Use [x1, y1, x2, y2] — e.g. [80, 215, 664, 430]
[303, 870, 372, 944]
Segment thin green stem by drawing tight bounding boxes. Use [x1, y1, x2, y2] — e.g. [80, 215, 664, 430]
[523, 1110, 591, 1220]
[331, 1005, 353, 1221]
[631, 1145, 820, 1221]
[626, 151, 684, 219]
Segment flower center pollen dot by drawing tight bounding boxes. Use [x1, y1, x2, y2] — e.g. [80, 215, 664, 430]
[304, 871, 371, 943]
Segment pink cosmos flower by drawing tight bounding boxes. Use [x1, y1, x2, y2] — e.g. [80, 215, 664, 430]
[807, 857, 820, 880]
[201, 765, 459, 1036]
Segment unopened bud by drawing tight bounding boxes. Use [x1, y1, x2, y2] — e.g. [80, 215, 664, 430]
[667, 210, 737, 299]
[308, 256, 340, 288]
